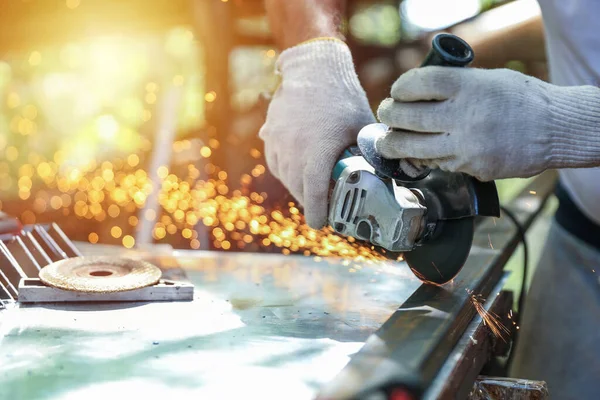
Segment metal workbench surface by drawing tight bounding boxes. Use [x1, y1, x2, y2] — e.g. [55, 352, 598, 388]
[0, 172, 556, 400]
[0, 249, 421, 400]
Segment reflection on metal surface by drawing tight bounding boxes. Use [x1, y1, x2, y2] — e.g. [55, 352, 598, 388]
[0, 250, 418, 400]
[174, 251, 420, 342]
[0, 173, 556, 399]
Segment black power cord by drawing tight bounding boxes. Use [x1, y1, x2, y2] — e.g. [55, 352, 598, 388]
[499, 205, 529, 371]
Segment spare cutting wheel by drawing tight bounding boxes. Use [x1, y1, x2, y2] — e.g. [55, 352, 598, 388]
[404, 217, 475, 284]
[39, 256, 162, 293]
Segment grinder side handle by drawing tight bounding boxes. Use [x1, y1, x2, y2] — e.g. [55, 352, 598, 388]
[356, 33, 476, 183]
[420, 33, 474, 68]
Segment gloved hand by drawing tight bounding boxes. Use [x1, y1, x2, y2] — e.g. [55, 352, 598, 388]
[376, 66, 600, 181]
[259, 39, 375, 228]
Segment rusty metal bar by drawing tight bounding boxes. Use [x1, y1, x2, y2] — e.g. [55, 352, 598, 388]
[0, 223, 82, 303]
[0, 242, 27, 292]
[19, 231, 53, 268]
[0, 266, 16, 300]
[27, 225, 68, 262]
[318, 171, 557, 399]
[467, 376, 549, 399]
[423, 279, 514, 399]
[3, 236, 42, 277]
[46, 223, 82, 258]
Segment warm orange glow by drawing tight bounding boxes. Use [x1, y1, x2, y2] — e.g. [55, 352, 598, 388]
[122, 235, 135, 248]
[66, 0, 81, 9]
[29, 51, 42, 66]
[173, 75, 184, 86]
[88, 232, 99, 244]
[200, 146, 212, 158]
[204, 91, 217, 102]
[110, 226, 123, 238]
[6, 146, 19, 161]
[0, 29, 389, 263]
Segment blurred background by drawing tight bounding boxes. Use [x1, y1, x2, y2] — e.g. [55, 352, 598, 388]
[0, 0, 546, 254]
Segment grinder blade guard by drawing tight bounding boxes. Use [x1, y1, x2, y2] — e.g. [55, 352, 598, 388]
[329, 34, 500, 284]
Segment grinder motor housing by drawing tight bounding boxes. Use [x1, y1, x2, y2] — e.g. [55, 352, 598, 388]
[329, 34, 500, 283]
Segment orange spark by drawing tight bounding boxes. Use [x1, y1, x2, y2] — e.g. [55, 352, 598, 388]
[466, 289, 510, 342]
[410, 267, 446, 287]
[431, 261, 444, 279]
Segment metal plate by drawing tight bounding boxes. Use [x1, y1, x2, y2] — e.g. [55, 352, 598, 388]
[0, 172, 557, 399]
[39, 256, 162, 293]
[0, 250, 419, 400]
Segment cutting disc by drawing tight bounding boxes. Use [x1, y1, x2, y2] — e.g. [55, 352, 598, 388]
[39, 256, 162, 293]
[404, 217, 475, 285]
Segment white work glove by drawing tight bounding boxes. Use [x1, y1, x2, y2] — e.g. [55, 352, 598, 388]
[376, 67, 600, 181]
[259, 39, 375, 228]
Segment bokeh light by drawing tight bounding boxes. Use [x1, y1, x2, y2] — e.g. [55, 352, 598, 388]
[0, 14, 394, 265]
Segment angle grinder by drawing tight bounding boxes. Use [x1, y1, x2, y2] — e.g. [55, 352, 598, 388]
[329, 34, 500, 284]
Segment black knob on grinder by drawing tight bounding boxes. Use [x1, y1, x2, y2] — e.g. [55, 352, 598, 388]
[421, 33, 474, 68]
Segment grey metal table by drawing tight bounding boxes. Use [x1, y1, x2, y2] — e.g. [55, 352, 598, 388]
[0, 250, 419, 400]
[0, 172, 556, 400]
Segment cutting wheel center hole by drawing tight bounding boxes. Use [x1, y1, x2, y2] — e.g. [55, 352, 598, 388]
[89, 270, 113, 277]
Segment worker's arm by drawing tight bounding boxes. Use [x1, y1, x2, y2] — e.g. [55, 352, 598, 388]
[455, 14, 546, 68]
[260, 0, 375, 228]
[375, 66, 600, 182]
[265, 0, 346, 49]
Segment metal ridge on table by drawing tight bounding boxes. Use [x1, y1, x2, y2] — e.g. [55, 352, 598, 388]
[0, 223, 79, 307]
[317, 171, 557, 399]
[0, 222, 193, 305]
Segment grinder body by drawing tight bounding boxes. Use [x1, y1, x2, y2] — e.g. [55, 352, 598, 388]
[329, 34, 500, 284]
